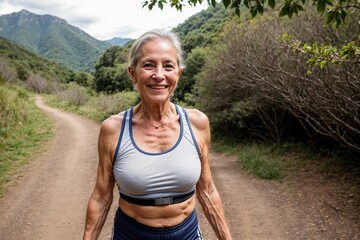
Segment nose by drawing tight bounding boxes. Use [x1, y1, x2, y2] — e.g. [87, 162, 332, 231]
[152, 67, 165, 80]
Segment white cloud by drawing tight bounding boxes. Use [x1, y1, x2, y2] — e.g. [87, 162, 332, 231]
[0, 0, 208, 40]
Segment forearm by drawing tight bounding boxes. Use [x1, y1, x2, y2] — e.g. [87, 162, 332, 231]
[198, 189, 233, 240]
[83, 194, 113, 240]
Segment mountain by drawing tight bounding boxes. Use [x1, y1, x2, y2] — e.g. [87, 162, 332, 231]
[0, 9, 112, 72]
[106, 37, 132, 47]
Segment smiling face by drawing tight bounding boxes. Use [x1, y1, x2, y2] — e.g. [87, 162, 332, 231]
[128, 39, 183, 105]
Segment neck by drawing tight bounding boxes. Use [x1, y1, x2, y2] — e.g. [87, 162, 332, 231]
[134, 101, 175, 122]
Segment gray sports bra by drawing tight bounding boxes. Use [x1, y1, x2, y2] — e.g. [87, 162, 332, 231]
[113, 105, 201, 199]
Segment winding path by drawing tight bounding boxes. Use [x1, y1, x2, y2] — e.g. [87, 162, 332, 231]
[0, 96, 323, 239]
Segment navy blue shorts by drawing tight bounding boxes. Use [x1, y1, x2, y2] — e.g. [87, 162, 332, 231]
[112, 208, 203, 240]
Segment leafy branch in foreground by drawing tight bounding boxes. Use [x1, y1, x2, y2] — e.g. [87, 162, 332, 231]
[280, 33, 360, 69]
[142, 0, 359, 27]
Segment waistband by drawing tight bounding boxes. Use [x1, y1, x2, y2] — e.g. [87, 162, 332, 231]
[112, 208, 202, 239]
[120, 190, 195, 206]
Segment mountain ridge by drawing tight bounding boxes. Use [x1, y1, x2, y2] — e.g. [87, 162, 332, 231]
[0, 9, 112, 72]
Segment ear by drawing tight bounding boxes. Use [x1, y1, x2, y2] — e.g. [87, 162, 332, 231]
[178, 67, 184, 77]
[128, 66, 137, 84]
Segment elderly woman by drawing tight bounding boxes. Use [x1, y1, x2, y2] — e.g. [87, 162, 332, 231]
[83, 29, 233, 240]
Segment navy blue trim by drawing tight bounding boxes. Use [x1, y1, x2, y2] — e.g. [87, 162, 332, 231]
[182, 107, 201, 159]
[113, 110, 128, 163]
[129, 104, 183, 156]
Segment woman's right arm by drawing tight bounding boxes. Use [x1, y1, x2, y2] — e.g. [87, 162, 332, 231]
[83, 116, 121, 240]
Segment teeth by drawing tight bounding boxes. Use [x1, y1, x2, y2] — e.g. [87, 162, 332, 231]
[150, 85, 166, 89]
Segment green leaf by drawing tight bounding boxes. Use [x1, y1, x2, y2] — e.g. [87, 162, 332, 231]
[142, 1, 149, 8]
[158, 1, 164, 9]
[268, 0, 276, 8]
[307, 58, 316, 65]
[244, 0, 249, 8]
[279, 2, 290, 17]
[258, 4, 264, 14]
[319, 60, 328, 68]
[223, 0, 231, 8]
[250, 6, 257, 18]
[211, 0, 217, 7]
[325, 11, 335, 24]
[316, 1, 326, 13]
[235, 7, 241, 16]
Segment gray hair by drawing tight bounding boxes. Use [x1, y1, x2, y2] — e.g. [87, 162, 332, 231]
[128, 28, 185, 69]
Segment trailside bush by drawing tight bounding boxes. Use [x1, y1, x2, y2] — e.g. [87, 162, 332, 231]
[0, 84, 29, 140]
[196, 7, 359, 152]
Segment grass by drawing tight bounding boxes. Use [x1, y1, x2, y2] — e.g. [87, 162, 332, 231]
[212, 140, 285, 180]
[237, 145, 283, 179]
[213, 138, 360, 183]
[44, 90, 139, 123]
[0, 84, 54, 197]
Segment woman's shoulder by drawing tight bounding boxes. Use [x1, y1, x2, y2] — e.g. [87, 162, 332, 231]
[100, 111, 126, 136]
[183, 108, 209, 131]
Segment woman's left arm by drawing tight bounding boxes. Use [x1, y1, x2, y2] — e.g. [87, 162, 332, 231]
[187, 109, 233, 240]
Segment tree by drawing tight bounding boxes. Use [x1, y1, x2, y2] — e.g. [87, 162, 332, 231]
[195, 10, 359, 152]
[143, 0, 359, 25]
[94, 46, 132, 93]
[174, 47, 207, 102]
[143, 0, 360, 65]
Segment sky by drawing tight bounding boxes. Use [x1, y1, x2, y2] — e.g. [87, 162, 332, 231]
[0, 0, 208, 40]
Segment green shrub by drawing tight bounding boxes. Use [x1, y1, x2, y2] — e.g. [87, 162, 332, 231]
[0, 85, 28, 139]
[55, 82, 90, 106]
[237, 145, 283, 179]
[85, 91, 139, 122]
[0, 84, 54, 196]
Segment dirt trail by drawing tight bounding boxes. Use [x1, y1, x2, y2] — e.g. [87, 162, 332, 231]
[0, 96, 358, 240]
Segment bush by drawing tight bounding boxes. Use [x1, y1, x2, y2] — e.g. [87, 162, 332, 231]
[237, 145, 283, 180]
[196, 7, 360, 152]
[0, 58, 17, 83]
[0, 84, 28, 140]
[56, 82, 90, 106]
[86, 91, 139, 121]
[24, 74, 50, 93]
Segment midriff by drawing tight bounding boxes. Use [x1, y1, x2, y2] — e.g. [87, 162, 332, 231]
[119, 196, 196, 228]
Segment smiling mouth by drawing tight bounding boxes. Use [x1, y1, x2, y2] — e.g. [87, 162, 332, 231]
[148, 85, 168, 89]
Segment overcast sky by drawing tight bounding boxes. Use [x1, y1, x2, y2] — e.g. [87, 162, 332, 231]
[0, 0, 208, 40]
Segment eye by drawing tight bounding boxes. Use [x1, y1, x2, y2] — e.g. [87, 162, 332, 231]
[143, 63, 154, 69]
[164, 63, 175, 71]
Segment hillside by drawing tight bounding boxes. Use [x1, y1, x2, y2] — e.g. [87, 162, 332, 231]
[0, 9, 111, 72]
[174, 4, 235, 54]
[0, 36, 74, 83]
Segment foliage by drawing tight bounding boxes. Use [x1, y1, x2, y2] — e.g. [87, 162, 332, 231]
[195, 9, 359, 153]
[85, 92, 139, 121]
[0, 58, 17, 83]
[174, 4, 234, 54]
[94, 46, 133, 93]
[237, 144, 283, 179]
[174, 47, 207, 101]
[55, 82, 91, 106]
[47, 90, 139, 122]
[24, 74, 53, 93]
[0, 85, 28, 139]
[281, 34, 360, 68]
[0, 37, 74, 84]
[0, 84, 54, 196]
[144, 0, 360, 65]
[68, 71, 95, 88]
[212, 141, 284, 179]
[143, 0, 359, 26]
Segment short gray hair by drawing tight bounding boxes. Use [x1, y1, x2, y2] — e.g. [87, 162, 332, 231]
[128, 29, 184, 69]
